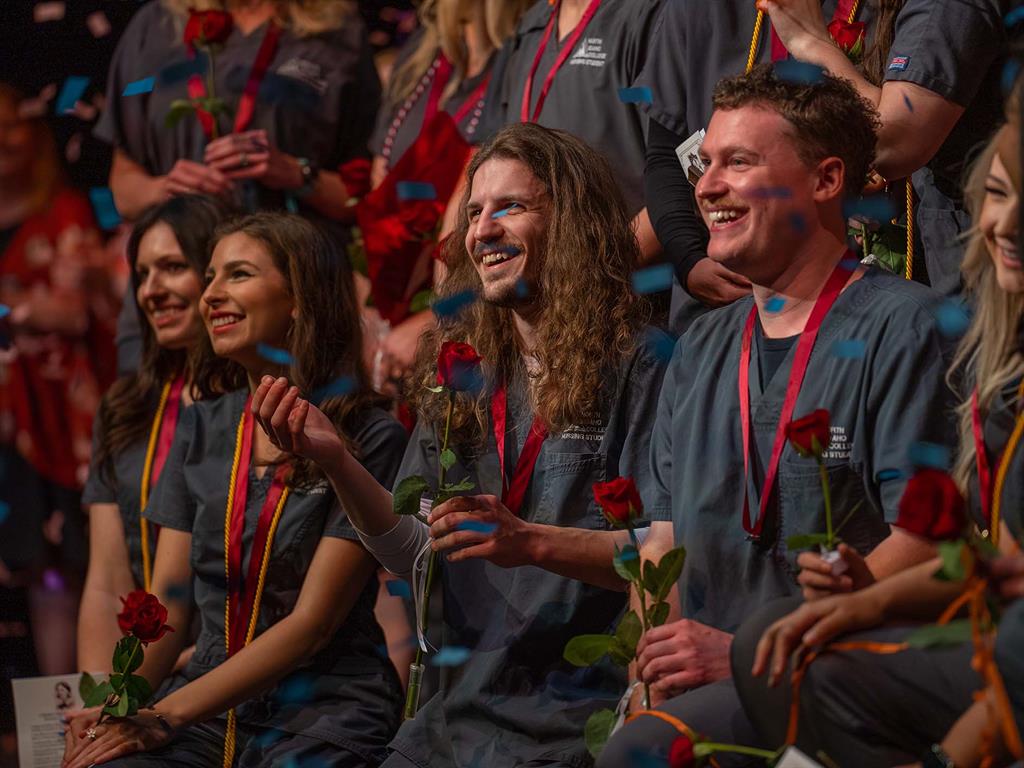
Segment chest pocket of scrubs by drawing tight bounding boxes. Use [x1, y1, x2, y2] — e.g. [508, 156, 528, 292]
[536, 451, 606, 529]
[778, 459, 887, 570]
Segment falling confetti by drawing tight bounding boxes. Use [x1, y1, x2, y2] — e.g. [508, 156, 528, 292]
[257, 343, 295, 366]
[385, 580, 412, 599]
[877, 468, 904, 482]
[86, 10, 111, 38]
[843, 195, 897, 222]
[274, 675, 314, 705]
[830, 339, 867, 359]
[33, 2, 66, 22]
[765, 297, 786, 313]
[934, 299, 970, 338]
[631, 264, 674, 294]
[432, 289, 477, 320]
[908, 441, 951, 470]
[123, 77, 156, 97]
[903, 94, 914, 112]
[788, 212, 807, 234]
[311, 376, 356, 402]
[774, 60, 825, 85]
[55, 76, 89, 115]
[617, 86, 653, 104]
[0, 501, 9, 525]
[643, 327, 676, 362]
[396, 181, 437, 202]
[431, 646, 472, 667]
[492, 207, 514, 219]
[457, 521, 498, 534]
[88, 187, 122, 230]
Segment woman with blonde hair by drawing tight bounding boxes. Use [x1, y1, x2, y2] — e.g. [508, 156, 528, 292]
[358, 0, 533, 391]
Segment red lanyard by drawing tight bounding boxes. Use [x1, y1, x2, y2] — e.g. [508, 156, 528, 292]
[226, 398, 290, 656]
[187, 20, 282, 139]
[738, 259, 854, 539]
[971, 388, 994, 524]
[424, 55, 491, 126]
[151, 376, 185, 487]
[452, 75, 491, 125]
[491, 381, 548, 516]
[520, 0, 602, 123]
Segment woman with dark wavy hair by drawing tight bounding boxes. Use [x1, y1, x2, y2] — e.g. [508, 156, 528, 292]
[63, 212, 405, 768]
[78, 195, 231, 672]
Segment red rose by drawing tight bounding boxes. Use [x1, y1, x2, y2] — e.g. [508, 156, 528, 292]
[593, 476, 643, 528]
[827, 19, 866, 57]
[786, 409, 831, 458]
[338, 157, 372, 201]
[436, 341, 483, 392]
[896, 469, 967, 541]
[668, 735, 696, 768]
[184, 9, 233, 51]
[116, 590, 175, 644]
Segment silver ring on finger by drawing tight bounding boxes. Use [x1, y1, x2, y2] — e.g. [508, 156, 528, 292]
[86, 726, 98, 740]
[240, 152, 250, 168]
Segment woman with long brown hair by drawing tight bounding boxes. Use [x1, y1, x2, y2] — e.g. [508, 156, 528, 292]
[63, 212, 406, 768]
[78, 195, 231, 672]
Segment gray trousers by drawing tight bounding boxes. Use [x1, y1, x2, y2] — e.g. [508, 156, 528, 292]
[731, 597, 980, 767]
[996, 599, 1024, 741]
[103, 718, 377, 768]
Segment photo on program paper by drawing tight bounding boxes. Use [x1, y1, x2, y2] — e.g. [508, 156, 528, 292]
[675, 128, 707, 187]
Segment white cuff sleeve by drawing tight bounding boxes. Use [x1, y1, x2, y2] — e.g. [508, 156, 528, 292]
[354, 515, 430, 579]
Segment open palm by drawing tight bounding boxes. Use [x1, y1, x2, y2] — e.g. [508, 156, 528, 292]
[252, 376, 346, 467]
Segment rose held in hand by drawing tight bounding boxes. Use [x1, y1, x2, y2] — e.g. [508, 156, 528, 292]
[786, 409, 830, 458]
[436, 341, 483, 392]
[117, 590, 174, 644]
[828, 20, 866, 57]
[896, 469, 966, 541]
[593, 476, 643, 528]
[184, 9, 233, 51]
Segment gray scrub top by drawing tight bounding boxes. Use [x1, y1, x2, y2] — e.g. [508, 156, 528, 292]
[82, 390, 171, 589]
[94, 1, 381, 214]
[387, 338, 668, 768]
[477, 0, 664, 214]
[968, 377, 1024, 539]
[369, 29, 494, 166]
[884, 0, 1010, 296]
[145, 389, 408, 754]
[649, 267, 956, 633]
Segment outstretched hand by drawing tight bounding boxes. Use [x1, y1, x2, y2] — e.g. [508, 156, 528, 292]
[428, 494, 534, 568]
[252, 376, 346, 467]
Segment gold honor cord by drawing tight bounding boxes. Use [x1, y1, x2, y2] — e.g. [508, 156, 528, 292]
[989, 379, 1024, 547]
[138, 379, 174, 592]
[905, 179, 915, 280]
[222, 410, 290, 768]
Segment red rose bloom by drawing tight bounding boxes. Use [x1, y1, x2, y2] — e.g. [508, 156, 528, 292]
[896, 469, 967, 541]
[827, 19, 866, 56]
[593, 476, 643, 528]
[786, 409, 831, 458]
[436, 341, 483, 392]
[116, 590, 175, 644]
[184, 9, 234, 51]
[668, 735, 696, 768]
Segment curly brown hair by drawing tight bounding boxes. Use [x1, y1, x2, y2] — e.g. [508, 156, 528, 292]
[712, 63, 880, 197]
[409, 123, 650, 444]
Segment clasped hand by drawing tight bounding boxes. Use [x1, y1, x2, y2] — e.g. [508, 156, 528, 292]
[61, 707, 171, 768]
[428, 494, 533, 568]
[634, 619, 734, 706]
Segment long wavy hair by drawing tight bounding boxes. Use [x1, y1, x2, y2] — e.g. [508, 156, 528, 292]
[161, 0, 353, 37]
[949, 130, 1023, 493]
[409, 123, 650, 444]
[94, 195, 232, 485]
[860, 0, 907, 86]
[192, 212, 385, 487]
[386, 0, 531, 109]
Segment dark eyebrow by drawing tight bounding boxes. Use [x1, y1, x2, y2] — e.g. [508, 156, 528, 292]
[207, 258, 258, 276]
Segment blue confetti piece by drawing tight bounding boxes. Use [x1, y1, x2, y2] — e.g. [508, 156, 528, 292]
[457, 520, 498, 534]
[877, 468, 903, 482]
[166, 582, 190, 601]
[831, 339, 866, 359]
[774, 59, 825, 85]
[765, 296, 786, 313]
[908, 441, 951, 470]
[396, 181, 437, 201]
[750, 186, 793, 199]
[617, 86, 653, 104]
[431, 646, 472, 667]
[843, 195, 897, 222]
[514, 277, 531, 299]
[159, 56, 207, 86]
[618, 547, 639, 561]
[788, 212, 807, 234]
[492, 207, 513, 219]
[433, 289, 477, 319]
[252, 728, 285, 748]
[55, 76, 89, 115]
[1003, 60, 1022, 94]
[903, 94, 914, 112]
[275, 675, 314, 705]
[643, 327, 676, 362]
[257, 343, 295, 366]
[934, 299, 970, 338]
[88, 187, 121, 230]
[840, 257, 861, 271]
[0, 305, 9, 320]
[0, 501, 8, 526]
[631, 264, 674, 294]
[1006, 6, 1024, 26]
[122, 76, 156, 96]
[311, 376, 356, 402]
[385, 580, 412, 599]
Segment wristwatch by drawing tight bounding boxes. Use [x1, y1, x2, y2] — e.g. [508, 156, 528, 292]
[294, 157, 320, 198]
[922, 743, 956, 768]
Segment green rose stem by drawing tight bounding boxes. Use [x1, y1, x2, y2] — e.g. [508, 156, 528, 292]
[627, 526, 652, 709]
[696, 743, 778, 761]
[403, 391, 455, 720]
[205, 45, 219, 140]
[98, 635, 142, 725]
[815, 447, 834, 548]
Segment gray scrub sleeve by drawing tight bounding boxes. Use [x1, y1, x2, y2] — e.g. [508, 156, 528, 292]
[620, 338, 672, 522]
[647, 335, 686, 522]
[82, 410, 117, 505]
[144, 406, 198, 533]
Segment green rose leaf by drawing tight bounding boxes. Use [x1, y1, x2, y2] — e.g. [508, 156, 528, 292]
[109, 673, 123, 690]
[615, 610, 643, 656]
[164, 103, 194, 129]
[113, 637, 143, 674]
[409, 290, 435, 314]
[393, 475, 431, 517]
[786, 533, 831, 551]
[564, 634, 613, 667]
[653, 546, 686, 602]
[613, 545, 641, 583]
[78, 672, 98, 703]
[936, 540, 968, 582]
[125, 674, 153, 708]
[440, 448, 457, 471]
[906, 618, 973, 649]
[647, 601, 670, 627]
[584, 708, 617, 759]
[82, 680, 114, 709]
[113, 694, 129, 718]
[642, 558, 659, 595]
[607, 637, 634, 667]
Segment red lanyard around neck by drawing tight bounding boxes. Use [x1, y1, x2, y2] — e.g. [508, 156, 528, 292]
[225, 397, 290, 656]
[520, 0, 602, 124]
[187, 20, 282, 139]
[491, 380, 548, 516]
[738, 258, 854, 539]
[150, 376, 185, 486]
